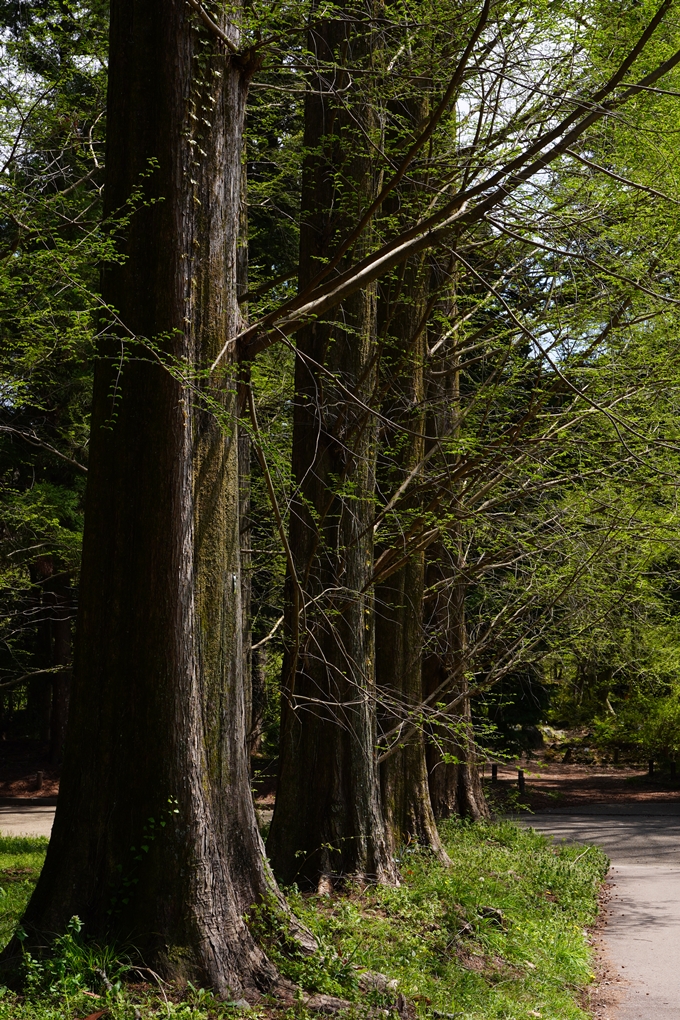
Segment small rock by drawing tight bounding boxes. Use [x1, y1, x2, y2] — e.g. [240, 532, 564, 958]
[358, 971, 399, 994]
[305, 993, 354, 1013]
[317, 874, 333, 896]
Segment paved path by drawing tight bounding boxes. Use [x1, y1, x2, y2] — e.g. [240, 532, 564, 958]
[517, 803, 680, 1019]
[0, 803, 55, 838]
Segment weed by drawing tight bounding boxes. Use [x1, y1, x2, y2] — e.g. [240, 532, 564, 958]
[19, 915, 131, 998]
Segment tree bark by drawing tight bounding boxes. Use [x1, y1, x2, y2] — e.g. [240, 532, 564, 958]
[424, 566, 489, 821]
[48, 569, 72, 765]
[240, 386, 255, 765]
[267, 11, 396, 889]
[377, 556, 451, 856]
[27, 557, 54, 745]
[248, 644, 267, 757]
[424, 284, 488, 823]
[375, 244, 449, 861]
[8, 0, 287, 995]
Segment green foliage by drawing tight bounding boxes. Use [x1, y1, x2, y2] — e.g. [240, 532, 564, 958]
[19, 915, 129, 998]
[640, 697, 680, 759]
[0, 0, 108, 730]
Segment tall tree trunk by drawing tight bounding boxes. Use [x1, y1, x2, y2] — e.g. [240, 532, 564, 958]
[377, 555, 452, 855]
[375, 246, 449, 861]
[267, 10, 396, 889]
[238, 154, 256, 768]
[27, 556, 54, 745]
[240, 385, 255, 765]
[248, 644, 267, 758]
[424, 325, 488, 822]
[9, 0, 288, 995]
[424, 562, 489, 821]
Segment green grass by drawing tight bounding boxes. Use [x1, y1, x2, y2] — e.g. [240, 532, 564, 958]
[0, 837, 48, 952]
[0, 822, 607, 1020]
[259, 818, 608, 1020]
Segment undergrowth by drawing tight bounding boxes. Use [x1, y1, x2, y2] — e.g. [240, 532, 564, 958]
[0, 821, 607, 1020]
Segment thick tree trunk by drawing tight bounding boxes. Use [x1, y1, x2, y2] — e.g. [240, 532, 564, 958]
[27, 557, 54, 745]
[377, 556, 451, 857]
[423, 285, 488, 823]
[267, 12, 396, 889]
[9, 0, 286, 996]
[238, 155, 255, 767]
[248, 644, 267, 757]
[375, 243, 448, 861]
[240, 388, 255, 764]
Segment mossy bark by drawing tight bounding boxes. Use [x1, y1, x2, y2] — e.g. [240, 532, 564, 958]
[8, 0, 285, 996]
[267, 12, 396, 889]
[377, 556, 451, 857]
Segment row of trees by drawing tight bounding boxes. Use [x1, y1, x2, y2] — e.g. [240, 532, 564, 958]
[3, 0, 680, 998]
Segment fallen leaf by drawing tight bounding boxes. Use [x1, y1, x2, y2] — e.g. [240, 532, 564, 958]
[80, 1010, 109, 1020]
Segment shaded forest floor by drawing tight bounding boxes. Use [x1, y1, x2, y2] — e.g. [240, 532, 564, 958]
[485, 761, 680, 813]
[2, 743, 678, 812]
[0, 741, 59, 800]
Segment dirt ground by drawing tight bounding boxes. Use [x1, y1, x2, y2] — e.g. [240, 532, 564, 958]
[0, 740, 60, 799]
[581, 879, 629, 1020]
[0, 743, 676, 810]
[485, 761, 680, 811]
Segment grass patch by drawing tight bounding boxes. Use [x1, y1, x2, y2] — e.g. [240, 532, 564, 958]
[0, 822, 607, 1020]
[258, 818, 608, 1020]
[0, 837, 47, 952]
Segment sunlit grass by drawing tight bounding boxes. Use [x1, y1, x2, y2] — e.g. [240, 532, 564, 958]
[264, 819, 608, 1020]
[0, 836, 47, 952]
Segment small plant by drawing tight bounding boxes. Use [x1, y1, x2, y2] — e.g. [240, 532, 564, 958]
[248, 893, 357, 997]
[20, 915, 131, 1000]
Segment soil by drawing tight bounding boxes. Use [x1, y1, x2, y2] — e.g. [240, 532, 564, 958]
[0, 740, 60, 799]
[485, 760, 680, 812]
[581, 879, 628, 1020]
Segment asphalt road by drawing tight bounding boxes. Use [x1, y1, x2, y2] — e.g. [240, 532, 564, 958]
[0, 802, 55, 838]
[519, 803, 680, 1019]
